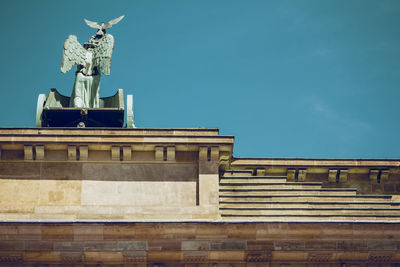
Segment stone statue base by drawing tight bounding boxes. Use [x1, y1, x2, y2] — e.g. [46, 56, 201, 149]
[36, 88, 134, 128]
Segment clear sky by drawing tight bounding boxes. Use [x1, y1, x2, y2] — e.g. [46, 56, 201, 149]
[1, 0, 400, 159]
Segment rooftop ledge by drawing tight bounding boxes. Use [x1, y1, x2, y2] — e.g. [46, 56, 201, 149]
[2, 218, 400, 223]
[0, 127, 222, 136]
[0, 127, 235, 150]
[231, 158, 400, 167]
[1, 128, 399, 165]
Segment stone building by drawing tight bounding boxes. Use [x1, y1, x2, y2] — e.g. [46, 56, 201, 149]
[0, 127, 399, 266]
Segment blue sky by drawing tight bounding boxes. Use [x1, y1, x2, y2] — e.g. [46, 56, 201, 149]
[1, 0, 400, 158]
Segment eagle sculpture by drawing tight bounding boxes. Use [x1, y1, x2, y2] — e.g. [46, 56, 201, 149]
[61, 15, 124, 108]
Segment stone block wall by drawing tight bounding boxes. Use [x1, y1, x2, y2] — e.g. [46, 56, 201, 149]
[0, 128, 234, 221]
[0, 222, 399, 266]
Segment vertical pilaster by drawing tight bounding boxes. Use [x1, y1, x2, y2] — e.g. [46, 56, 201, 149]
[380, 170, 389, 182]
[210, 146, 219, 161]
[339, 169, 348, 183]
[123, 146, 132, 161]
[167, 146, 175, 161]
[155, 146, 164, 161]
[198, 147, 219, 213]
[298, 169, 307, 182]
[79, 146, 88, 161]
[68, 145, 77, 160]
[112, 146, 120, 161]
[199, 146, 208, 161]
[287, 169, 296, 182]
[35, 145, 44, 160]
[24, 145, 33, 160]
[256, 168, 265, 176]
[328, 169, 338, 183]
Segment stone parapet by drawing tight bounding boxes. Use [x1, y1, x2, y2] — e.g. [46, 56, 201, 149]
[0, 128, 234, 222]
[1, 128, 400, 223]
[231, 158, 400, 196]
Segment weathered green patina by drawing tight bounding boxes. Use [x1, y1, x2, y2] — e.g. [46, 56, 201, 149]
[35, 16, 135, 128]
[36, 88, 130, 127]
[61, 16, 124, 108]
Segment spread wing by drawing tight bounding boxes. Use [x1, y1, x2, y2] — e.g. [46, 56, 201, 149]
[104, 15, 125, 29]
[92, 34, 114, 75]
[84, 18, 101, 29]
[61, 35, 87, 74]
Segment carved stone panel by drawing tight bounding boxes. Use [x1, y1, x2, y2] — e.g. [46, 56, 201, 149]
[0, 253, 23, 264]
[246, 251, 272, 262]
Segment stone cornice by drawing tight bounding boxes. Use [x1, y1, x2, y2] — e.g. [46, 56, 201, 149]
[0, 127, 221, 136]
[0, 128, 234, 154]
[232, 158, 400, 168]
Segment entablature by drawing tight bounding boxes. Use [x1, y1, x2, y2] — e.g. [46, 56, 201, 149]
[0, 128, 234, 163]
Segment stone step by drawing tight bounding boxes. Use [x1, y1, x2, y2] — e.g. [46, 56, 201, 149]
[219, 195, 393, 202]
[220, 214, 400, 221]
[219, 188, 357, 196]
[222, 170, 254, 177]
[219, 201, 400, 209]
[220, 176, 287, 183]
[220, 182, 323, 189]
[220, 207, 400, 216]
